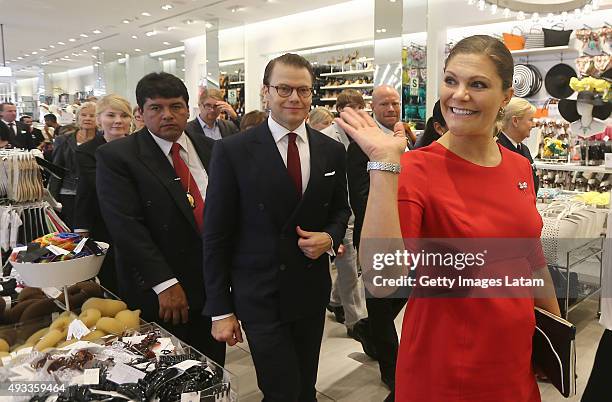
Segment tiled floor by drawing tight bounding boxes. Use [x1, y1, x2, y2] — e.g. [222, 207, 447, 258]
[226, 298, 605, 401]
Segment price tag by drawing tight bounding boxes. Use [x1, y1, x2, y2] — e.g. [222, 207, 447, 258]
[42, 287, 62, 299]
[73, 237, 88, 254]
[107, 362, 146, 385]
[66, 319, 91, 340]
[46, 245, 70, 256]
[181, 391, 201, 402]
[83, 368, 100, 385]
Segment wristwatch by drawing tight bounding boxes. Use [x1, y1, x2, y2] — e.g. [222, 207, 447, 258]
[366, 161, 401, 174]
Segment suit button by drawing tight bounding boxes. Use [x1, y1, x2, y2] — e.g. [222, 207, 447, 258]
[323, 202, 329, 208]
[258, 203, 265, 211]
[162, 224, 169, 231]
[145, 200, 152, 207]
[307, 263, 313, 268]
[279, 264, 286, 271]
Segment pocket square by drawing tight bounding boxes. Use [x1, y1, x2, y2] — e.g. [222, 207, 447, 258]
[324, 171, 336, 177]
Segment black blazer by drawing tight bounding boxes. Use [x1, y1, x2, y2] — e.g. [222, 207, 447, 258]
[202, 121, 350, 323]
[185, 117, 239, 140]
[96, 128, 215, 316]
[49, 133, 80, 197]
[346, 142, 370, 250]
[497, 132, 539, 195]
[0, 121, 33, 148]
[74, 134, 108, 237]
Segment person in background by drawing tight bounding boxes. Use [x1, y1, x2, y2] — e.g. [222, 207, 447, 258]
[498, 97, 538, 194]
[307, 107, 334, 131]
[414, 100, 447, 149]
[49, 102, 97, 229]
[185, 88, 239, 140]
[96, 72, 224, 365]
[74, 95, 132, 294]
[336, 34, 560, 402]
[132, 105, 145, 132]
[239, 110, 267, 132]
[320, 89, 374, 358]
[0, 102, 28, 148]
[346, 85, 409, 397]
[44, 113, 62, 138]
[19, 115, 45, 149]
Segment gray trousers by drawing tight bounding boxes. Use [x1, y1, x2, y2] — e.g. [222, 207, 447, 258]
[330, 215, 368, 327]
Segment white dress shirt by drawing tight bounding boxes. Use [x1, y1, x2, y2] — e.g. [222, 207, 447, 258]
[2, 120, 17, 135]
[268, 115, 310, 193]
[197, 115, 223, 140]
[148, 130, 208, 295]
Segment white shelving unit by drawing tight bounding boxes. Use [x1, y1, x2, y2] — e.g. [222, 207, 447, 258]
[320, 69, 375, 77]
[320, 83, 373, 90]
[228, 81, 244, 85]
[321, 96, 373, 102]
[535, 161, 612, 173]
[510, 46, 578, 57]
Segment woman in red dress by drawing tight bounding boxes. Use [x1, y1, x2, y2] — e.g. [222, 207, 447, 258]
[336, 35, 561, 402]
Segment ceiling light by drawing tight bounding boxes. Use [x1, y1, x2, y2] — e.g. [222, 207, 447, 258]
[24, 54, 29, 57]
[122, 19, 130, 24]
[141, 12, 151, 16]
[146, 30, 157, 37]
[167, 26, 177, 31]
[163, 41, 171, 45]
[92, 55, 97, 58]
[72, 53, 79, 56]
[32, 51, 38, 55]
[205, 22, 213, 29]
[161, 4, 173, 10]
[58, 41, 65, 45]
[69, 38, 76, 42]
[181, 68, 185, 72]
[116, 52, 122, 56]
[93, 29, 102, 34]
[40, 48, 47, 51]
[135, 48, 141, 52]
[82, 49, 88, 53]
[17, 57, 22, 60]
[131, 35, 138, 39]
[92, 46, 100, 50]
[49, 45, 55, 48]
[80, 33, 88, 38]
[185, 19, 196, 24]
[158, 57, 163, 61]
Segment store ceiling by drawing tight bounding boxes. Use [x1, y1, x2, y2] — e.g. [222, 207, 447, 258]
[1, 0, 346, 75]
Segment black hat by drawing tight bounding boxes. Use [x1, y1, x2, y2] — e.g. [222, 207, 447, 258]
[558, 91, 611, 122]
[544, 63, 577, 99]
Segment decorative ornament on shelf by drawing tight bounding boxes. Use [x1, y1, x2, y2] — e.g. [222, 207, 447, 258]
[470, 0, 595, 22]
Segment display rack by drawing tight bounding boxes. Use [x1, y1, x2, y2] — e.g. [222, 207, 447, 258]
[510, 45, 578, 57]
[319, 69, 375, 77]
[535, 162, 612, 174]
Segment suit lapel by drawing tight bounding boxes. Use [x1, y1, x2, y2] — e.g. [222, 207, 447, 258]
[185, 130, 212, 172]
[247, 123, 299, 231]
[135, 129, 198, 232]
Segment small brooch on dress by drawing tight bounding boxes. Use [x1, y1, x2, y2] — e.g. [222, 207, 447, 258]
[518, 181, 528, 191]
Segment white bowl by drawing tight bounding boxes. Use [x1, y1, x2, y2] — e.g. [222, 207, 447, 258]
[10, 242, 109, 288]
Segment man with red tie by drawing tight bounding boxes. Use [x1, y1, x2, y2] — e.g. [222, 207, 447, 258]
[96, 72, 225, 364]
[203, 54, 350, 401]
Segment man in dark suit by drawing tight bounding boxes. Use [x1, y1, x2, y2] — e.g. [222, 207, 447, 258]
[346, 85, 408, 400]
[19, 115, 45, 149]
[185, 88, 239, 140]
[0, 102, 29, 148]
[203, 53, 350, 401]
[96, 72, 225, 365]
[497, 131, 539, 194]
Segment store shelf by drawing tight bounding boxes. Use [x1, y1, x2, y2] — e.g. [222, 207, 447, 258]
[535, 161, 612, 173]
[320, 96, 372, 101]
[330, 108, 373, 114]
[228, 81, 244, 85]
[320, 69, 375, 77]
[511, 46, 578, 57]
[320, 83, 373, 90]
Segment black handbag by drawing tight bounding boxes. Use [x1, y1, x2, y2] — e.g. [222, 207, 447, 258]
[543, 25, 573, 47]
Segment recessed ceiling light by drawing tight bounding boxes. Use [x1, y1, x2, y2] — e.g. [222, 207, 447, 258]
[58, 41, 65, 45]
[205, 22, 213, 29]
[141, 12, 151, 16]
[69, 38, 76, 42]
[17, 57, 23, 60]
[182, 68, 185, 72]
[181, 54, 185, 58]
[135, 48, 141, 52]
[80, 33, 88, 38]
[131, 35, 138, 39]
[122, 19, 130, 24]
[32, 51, 38, 55]
[146, 30, 157, 37]
[92, 46, 100, 50]
[116, 52, 122, 56]
[82, 49, 88, 53]
[49, 45, 55, 48]
[158, 57, 163, 61]
[93, 30, 102, 34]
[24, 54, 30, 57]
[167, 26, 177, 31]
[163, 41, 171, 45]
[92, 55, 97, 58]
[40, 48, 46, 51]
[161, 4, 173, 10]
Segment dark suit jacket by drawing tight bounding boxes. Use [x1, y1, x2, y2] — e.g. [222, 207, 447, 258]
[96, 128, 215, 317]
[185, 117, 238, 140]
[346, 142, 369, 250]
[0, 121, 34, 148]
[497, 132, 539, 195]
[74, 134, 108, 237]
[202, 121, 350, 324]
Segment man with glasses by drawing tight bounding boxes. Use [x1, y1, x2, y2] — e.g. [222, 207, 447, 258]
[186, 88, 239, 140]
[203, 53, 350, 401]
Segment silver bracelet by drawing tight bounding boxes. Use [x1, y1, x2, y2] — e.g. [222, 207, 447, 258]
[366, 161, 401, 174]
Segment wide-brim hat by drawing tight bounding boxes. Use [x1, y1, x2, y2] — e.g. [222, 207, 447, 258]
[544, 63, 577, 99]
[559, 92, 612, 122]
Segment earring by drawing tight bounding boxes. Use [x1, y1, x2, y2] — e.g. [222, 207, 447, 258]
[497, 107, 505, 120]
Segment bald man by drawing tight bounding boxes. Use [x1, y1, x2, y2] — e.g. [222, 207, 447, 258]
[346, 85, 409, 401]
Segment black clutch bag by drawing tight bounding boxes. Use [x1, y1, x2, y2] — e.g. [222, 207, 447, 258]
[532, 307, 576, 397]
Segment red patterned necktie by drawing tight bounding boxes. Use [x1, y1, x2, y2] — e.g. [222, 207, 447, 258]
[170, 143, 204, 233]
[287, 132, 302, 197]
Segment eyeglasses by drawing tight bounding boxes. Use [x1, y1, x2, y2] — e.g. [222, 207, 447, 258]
[268, 85, 313, 98]
[200, 104, 218, 110]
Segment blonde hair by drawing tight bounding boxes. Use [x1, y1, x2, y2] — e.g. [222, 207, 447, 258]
[308, 107, 334, 128]
[501, 98, 536, 131]
[75, 101, 97, 126]
[96, 94, 133, 118]
[199, 88, 224, 104]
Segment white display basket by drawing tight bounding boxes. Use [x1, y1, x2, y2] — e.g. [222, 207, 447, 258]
[10, 242, 109, 288]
